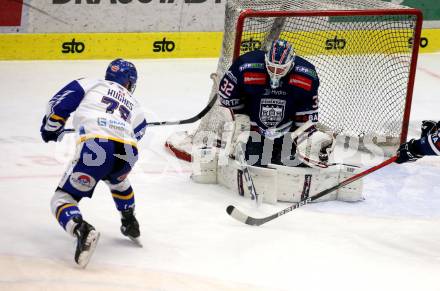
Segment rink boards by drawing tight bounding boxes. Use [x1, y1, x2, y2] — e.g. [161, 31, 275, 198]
[0, 28, 440, 60]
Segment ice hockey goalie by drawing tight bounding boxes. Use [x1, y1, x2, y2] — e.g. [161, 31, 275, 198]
[190, 39, 363, 204]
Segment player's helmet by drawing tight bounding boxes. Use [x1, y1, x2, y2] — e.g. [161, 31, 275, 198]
[265, 39, 296, 89]
[105, 58, 138, 93]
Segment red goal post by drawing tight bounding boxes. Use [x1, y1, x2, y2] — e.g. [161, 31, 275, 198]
[166, 3, 423, 162]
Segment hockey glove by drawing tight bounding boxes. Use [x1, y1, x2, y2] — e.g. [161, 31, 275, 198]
[421, 120, 440, 138]
[395, 139, 424, 164]
[40, 115, 66, 143]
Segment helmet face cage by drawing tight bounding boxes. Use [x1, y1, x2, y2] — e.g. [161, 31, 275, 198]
[265, 39, 296, 89]
[105, 58, 138, 94]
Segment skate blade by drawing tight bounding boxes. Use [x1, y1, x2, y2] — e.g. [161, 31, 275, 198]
[127, 236, 143, 248]
[77, 231, 100, 268]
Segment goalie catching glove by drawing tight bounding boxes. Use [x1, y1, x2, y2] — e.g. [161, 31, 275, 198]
[292, 122, 335, 168]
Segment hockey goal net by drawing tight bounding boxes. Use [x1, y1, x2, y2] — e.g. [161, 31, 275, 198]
[165, 0, 423, 162]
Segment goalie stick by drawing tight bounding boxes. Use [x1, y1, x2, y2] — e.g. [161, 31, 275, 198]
[226, 156, 397, 226]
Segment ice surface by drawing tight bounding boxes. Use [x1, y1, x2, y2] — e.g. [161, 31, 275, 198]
[0, 56, 440, 291]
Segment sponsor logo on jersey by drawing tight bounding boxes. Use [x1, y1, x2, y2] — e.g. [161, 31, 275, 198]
[264, 89, 287, 96]
[225, 70, 238, 84]
[295, 112, 318, 123]
[239, 63, 265, 72]
[109, 119, 126, 131]
[220, 97, 240, 107]
[289, 74, 312, 91]
[62, 38, 85, 54]
[97, 117, 107, 127]
[259, 98, 286, 128]
[244, 72, 267, 85]
[294, 66, 318, 79]
[70, 172, 96, 192]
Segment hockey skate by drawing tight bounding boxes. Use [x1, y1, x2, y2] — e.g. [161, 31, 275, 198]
[73, 217, 100, 268]
[120, 208, 142, 247]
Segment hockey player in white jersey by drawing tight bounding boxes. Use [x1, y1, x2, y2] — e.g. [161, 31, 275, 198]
[40, 59, 147, 268]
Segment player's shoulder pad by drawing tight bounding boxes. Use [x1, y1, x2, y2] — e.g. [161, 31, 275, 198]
[293, 56, 318, 80]
[75, 77, 102, 92]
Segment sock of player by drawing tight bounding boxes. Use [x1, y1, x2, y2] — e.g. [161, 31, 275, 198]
[111, 186, 135, 211]
[55, 203, 83, 236]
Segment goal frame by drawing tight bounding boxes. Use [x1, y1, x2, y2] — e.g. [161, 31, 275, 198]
[166, 7, 423, 162]
[234, 8, 423, 144]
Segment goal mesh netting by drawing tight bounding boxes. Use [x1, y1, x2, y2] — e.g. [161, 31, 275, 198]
[166, 0, 422, 161]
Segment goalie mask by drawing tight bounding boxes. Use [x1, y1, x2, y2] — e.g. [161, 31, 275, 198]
[105, 58, 138, 94]
[265, 39, 296, 89]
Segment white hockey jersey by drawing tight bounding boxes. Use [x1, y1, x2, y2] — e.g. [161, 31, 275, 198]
[45, 78, 147, 147]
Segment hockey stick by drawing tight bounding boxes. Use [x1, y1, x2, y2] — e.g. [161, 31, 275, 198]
[144, 72, 218, 127]
[63, 94, 217, 130]
[226, 156, 397, 226]
[147, 92, 218, 126]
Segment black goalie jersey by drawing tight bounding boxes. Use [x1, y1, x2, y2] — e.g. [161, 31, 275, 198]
[219, 50, 320, 139]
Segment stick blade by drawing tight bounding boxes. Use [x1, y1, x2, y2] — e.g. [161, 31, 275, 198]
[226, 205, 263, 226]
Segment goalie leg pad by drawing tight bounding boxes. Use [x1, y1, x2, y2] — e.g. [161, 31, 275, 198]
[217, 158, 278, 204]
[191, 146, 219, 184]
[268, 164, 337, 202]
[268, 163, 363, 203]
[191, 109, 251, 184]
[336, 165, 364, 202]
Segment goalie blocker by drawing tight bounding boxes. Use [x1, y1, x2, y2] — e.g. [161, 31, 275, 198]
[190, 107, 363, 204]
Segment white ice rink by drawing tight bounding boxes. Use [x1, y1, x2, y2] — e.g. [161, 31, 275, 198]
[1, 55, 440, 291]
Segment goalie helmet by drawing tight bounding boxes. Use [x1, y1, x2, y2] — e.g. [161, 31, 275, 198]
[105, 58, 138, 93]
[265, 39, 296, 89]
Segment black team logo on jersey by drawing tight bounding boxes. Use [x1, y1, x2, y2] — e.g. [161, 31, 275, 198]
[240, 38, 262, 53]
[153, 37, 175, 52]
[62, 39, 85, 53]
[259, 99, 286, 128]
[325, 36, 346, 50]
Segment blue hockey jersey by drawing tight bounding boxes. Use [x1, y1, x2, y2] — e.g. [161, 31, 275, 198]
[219, 50, 319, 139]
